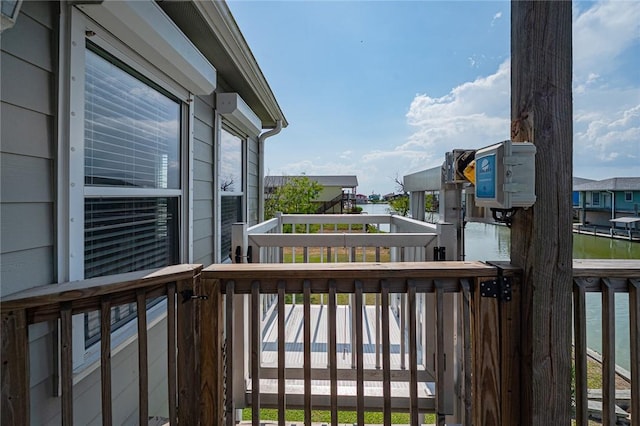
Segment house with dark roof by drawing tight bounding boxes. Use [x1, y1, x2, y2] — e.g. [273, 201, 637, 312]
[573, 177, 640, 227]
[265, 175, 358, 213]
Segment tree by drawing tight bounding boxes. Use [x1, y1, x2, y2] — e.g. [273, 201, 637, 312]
[265, 175, 323, 219]
[389, 173, 410, 216]
[388, 195, 410, 216]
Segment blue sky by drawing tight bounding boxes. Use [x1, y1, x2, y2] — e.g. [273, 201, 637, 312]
[228, 1, 640, 196]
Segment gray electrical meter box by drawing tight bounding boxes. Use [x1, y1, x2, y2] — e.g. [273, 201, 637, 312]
[474, 140, 536, 209]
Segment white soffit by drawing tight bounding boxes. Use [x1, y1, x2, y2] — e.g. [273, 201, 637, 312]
[217, 93, 262, 136]
[78, 0, 216, 95]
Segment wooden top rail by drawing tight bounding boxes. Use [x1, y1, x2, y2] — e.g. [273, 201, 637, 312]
[202, 261, 509, 293]
[0, 264, 202, 315]
[573, 259, 640, 279]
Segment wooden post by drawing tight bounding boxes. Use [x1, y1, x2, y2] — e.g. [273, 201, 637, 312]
[510, 1, 573, 424]
[1, 310, 30, 426]
[177, 277, 199, 425]
[199, 278, 224, 424]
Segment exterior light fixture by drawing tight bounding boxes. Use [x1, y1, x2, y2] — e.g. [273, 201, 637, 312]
[1, 0, 22, 32]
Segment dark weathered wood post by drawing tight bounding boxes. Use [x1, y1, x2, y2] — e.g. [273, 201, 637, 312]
[511, 1, 573, 425]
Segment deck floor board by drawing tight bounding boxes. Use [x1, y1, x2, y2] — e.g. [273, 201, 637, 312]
[255, 303, 436, 403]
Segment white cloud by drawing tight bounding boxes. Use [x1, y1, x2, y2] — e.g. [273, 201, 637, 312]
[491, 11, 502, 27]
[398, 60, 511, 171]
[573, 1, 640, 82]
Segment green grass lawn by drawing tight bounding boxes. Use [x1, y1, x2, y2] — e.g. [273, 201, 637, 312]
[242, 408, 436, 424]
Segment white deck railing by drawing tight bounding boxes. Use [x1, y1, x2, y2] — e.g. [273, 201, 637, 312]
[234, 213, 454, 265]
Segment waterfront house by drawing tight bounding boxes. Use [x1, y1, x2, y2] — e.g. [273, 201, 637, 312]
[0, 1, 286, 423]
[573, 177, 640, 228]
[264, 175, 358, 213]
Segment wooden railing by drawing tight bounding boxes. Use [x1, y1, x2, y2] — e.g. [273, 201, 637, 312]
[200, 261, 516, 426]
[1, 264, 202, 426]
[2, 260, 638, 425]
[572, 260, 640, 426]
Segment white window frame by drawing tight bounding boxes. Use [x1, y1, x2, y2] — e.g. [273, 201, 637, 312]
[59, 7, 195, 373]
[217, 122, 247, 263]
[592, 191, 600, 207]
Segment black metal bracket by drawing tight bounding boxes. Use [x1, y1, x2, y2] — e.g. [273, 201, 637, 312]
[433, 246, 446, 261]
[479, 277, 512, 301]
[491, 208, 518, 228]
[180, 289, 208, 303]
[480, 263, 512, 302]
[233, 246, 253, 263]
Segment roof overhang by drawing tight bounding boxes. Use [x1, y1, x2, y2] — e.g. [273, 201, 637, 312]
[403, 166, 443, 193]
[77, 0, 217, 95]
[158, 1, 288, 129]
[610, 217, 640, 224]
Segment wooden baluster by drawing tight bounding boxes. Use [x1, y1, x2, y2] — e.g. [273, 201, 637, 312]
[435, 280, 445, 426]
[166, 283, 177, 425]
[573, 278, 588, 426]
[100, 296, 113, 426]
[1, 309, 30, 426]
[177, 277, 198, 425]
[602, 278, 616, 426]
[460, 279, 473, 425]
[355, 281, 365, 425]
[401, 293, 406, 370]
[381, 280, 391, 426]
[408, 281, 418, 425]
[303, 280, 312, 426]
[226, 281, 236, 426]
[136, 290, 149, 425]
[328, 280, 338, 426]
[61, 302, 73, 426]
[251, 281, 261, 426]
[277, 281, 286, 426]
[630, 278, 640, 426]
[199, 278, 223, 425]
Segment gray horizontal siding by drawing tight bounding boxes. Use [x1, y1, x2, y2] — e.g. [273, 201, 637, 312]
[0, 12, 52, 72]
[1, 153, 53, 202]
[1, 1, 56, 298]
[247, 136, 259, 225]
[20, 1, 55, 29]
[0, 102, 53, 158]
[0, 203, 53, 253]
[0, 247, 54, 296]
[193, 95, 215, 264]
[1, 51, 53, 115]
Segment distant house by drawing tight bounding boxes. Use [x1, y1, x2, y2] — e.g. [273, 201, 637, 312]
[0, 1, 285, 423]
[573, 177, 640, 227]
[355, 193, 369, 204]
[265, 175, 358, 213]
[383, 192, 402, 202]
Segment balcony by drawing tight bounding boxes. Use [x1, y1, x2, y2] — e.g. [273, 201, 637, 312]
[1, 216, 639, 425]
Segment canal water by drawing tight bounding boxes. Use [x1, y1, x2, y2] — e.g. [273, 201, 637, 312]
[362, 203, 639, 370]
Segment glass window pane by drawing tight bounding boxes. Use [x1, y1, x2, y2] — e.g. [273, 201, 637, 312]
[84, 48, 180, 189]
[84, 197, 179, 346]
[220, 129, 242, 192]
[221, 195, 242, 260]
[84, 197, 179, 278]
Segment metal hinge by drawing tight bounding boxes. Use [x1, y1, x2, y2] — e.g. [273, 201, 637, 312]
[479, 276, 512, 302]
[180, 289, 208, 303]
